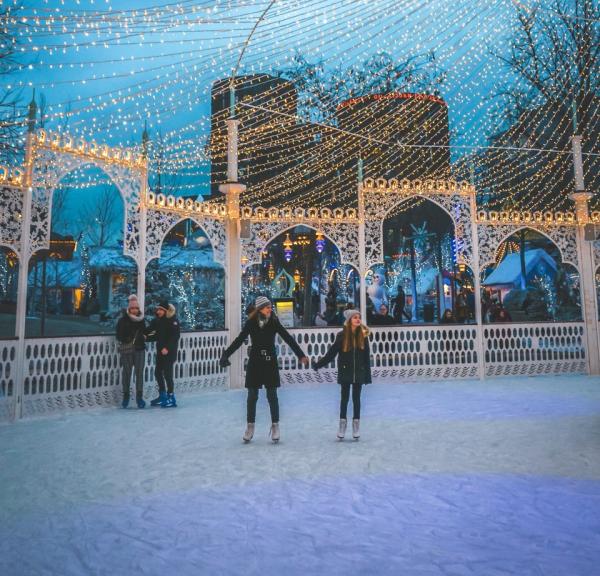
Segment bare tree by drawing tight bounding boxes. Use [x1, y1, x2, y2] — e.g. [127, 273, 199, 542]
[478, 0, 600, 211]
[78, 186, 120, 247]
[276, 50, 446, 124]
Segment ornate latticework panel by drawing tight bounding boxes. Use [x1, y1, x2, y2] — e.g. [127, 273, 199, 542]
[241, 220, 360, 270]
[145, 208, 226, 267]
[0, 340, 17, 423]
[483, 323, 586, 376]
[363, 188, 474, 270]
[20, 332, 228, 418]
[29, 148, 143, 261]
[241, 325, 480, 385]
[477, 223, 579, 272]
[0, 185, 23, 257]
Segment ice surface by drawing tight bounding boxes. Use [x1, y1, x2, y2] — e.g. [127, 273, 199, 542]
[2, 376, 600, 576]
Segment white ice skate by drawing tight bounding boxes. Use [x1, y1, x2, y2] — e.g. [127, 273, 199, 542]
[270, 422, 280, 443]
[243, 423, 255, 443]
[352, 419, 360, 440]
[337, 418, 347, 440]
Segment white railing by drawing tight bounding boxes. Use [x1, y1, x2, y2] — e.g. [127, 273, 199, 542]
[241, 325, 480, 384]
[0, 339, 18, 422]
[483, 322, 587, 376]
[0, 322, 590, 422]
[1, 330, 229, 421]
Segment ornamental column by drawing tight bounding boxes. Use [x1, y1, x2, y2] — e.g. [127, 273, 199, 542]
[220, 87, 246, 389]
[570, 104, 599, 375]
[13, 95, 37, 420]
[357, 159, 368, 321]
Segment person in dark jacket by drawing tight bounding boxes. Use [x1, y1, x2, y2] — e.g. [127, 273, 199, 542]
[392, 286, 411, 323]
[145, 301, 180, 408]
[371, 303, 396, 326]
[116, 294, 146, 409]
[313, 309, 371, 440]
[440, 309, 456, 324]
[220, 296, 309, 443]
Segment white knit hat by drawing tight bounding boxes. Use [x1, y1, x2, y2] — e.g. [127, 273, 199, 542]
[343, 308, 361, 322]
[254, 296, 272, 310]
[127, 294, 140, 309]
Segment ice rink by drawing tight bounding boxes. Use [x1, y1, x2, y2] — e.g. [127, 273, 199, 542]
[2, 375, 600, 576]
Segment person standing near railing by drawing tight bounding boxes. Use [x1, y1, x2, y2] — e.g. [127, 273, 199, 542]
[219, 296, 309, 444]
[145, 301, 180, 408]
[312, 309, 372, 441]
[116, 294, 146, 409]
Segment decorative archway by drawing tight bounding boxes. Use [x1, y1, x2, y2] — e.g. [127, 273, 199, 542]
[477, 223, 579, 273]
[241, 221, 359, 272]
[0, 184, 24, 259]
[27, 132, 145, 265]
[361, 178, 475, 272]
[145, 209, 226, 268]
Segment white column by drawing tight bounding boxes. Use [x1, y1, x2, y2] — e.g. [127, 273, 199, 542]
[220, 117, 246, 389]
[358, 183, 368, 322]
[571, 131, 599, 375]
[13, 133, 36, 420]
[137, 166, 148, 309]
[469, 193, 486, 380]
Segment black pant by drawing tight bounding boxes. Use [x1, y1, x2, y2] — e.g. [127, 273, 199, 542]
[340, 383, 362, 420]
[247, 387, 279, 423]
[155, 354, 175, 394]
[121, 350, 145, 399]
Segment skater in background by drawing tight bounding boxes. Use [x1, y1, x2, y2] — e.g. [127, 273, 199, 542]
[312, 309, 371, 440]
[219, 296, 309, 443]
[116, 294, 146, 409]
[145, 301, 180, 408]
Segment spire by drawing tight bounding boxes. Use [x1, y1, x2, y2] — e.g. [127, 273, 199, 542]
[27, 89, 37, 134]
[141, 120, 149, 157]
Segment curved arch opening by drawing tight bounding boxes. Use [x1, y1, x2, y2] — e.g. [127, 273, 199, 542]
[242, 225, 359, 327]
[145, 219, 225, 331]
[0, 246, 19, 338]
[26, 166, 137, 336]
[482, 227, 581, 323]
[369, 197, 473, 325]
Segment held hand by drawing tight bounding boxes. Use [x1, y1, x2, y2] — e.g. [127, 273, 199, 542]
[161, 348, 169, 356]
[300, 356, 309, 366]
[219, 356, 231, 368]
[311, 358, 319, 372]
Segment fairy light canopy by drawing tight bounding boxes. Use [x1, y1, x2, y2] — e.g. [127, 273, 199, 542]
[2, 0, 598, 211]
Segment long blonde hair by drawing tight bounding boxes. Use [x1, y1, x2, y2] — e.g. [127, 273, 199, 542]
[341, 320, 369, 352]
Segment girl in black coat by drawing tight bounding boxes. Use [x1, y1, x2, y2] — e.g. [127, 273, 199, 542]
[115, 294, 146, 409]
[313, 309, 371, 440]
[220, 296, 309, 443]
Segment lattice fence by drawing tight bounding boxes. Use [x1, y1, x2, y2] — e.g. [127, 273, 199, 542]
[483, 323, 587, 376]
[0, 340, 17, 422]
[12, 331, 228, 420]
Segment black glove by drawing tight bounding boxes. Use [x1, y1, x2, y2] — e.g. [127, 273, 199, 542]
[311, 358, 319, 372]
[219, 356, 231, 368]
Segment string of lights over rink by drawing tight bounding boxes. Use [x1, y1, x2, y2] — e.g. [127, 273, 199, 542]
[3, 0, 599, 211]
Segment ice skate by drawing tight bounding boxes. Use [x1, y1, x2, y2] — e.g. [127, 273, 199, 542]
[161, 393, 177, 408]
[243, 423, 255, 443]
[136, 397, 146, 409]
[352, 418, 360, 440]
[121, 396, 130, 409]
[150, 391, 167, 407]
[337, 418, 347, 440]
[270, 422, 280, 443]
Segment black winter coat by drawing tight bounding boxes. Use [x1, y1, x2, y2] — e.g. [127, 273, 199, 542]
[314, 331, 372, 385]
[116, 312, 146, 351]
[145, 305, 181, 361]
[222, 315, 305, 389]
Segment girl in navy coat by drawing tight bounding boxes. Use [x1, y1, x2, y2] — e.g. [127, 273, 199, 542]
[313, 308, 371, 440]
[220, 296, 309, 443]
